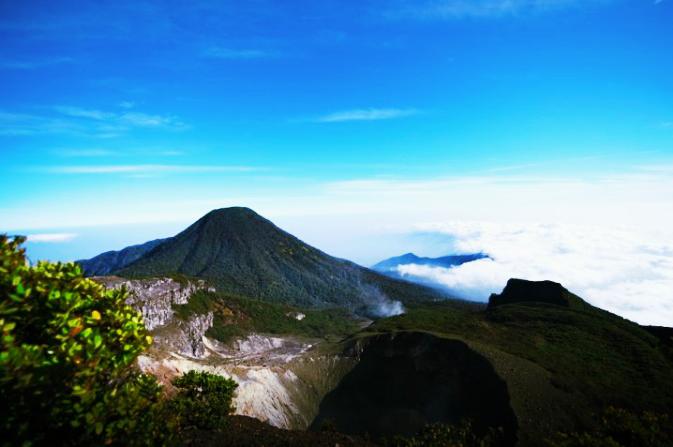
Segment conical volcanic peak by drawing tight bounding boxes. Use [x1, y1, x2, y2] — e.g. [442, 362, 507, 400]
[115, 207, 446, 311]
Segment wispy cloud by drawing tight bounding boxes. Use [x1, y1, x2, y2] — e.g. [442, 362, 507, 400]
[159, 150, 185, 156]
[384, 0, 609, 20]
[52, 106, 113, 120]
[316, 108, 419, 123]
[57, 148, 117, 157]
[0, 56, 73, 70]
[0, 106, 187, 137]
[0, 111, 80, 136]
[42, 164, 261, 175]
[27, 233, 77, 243]
[118, 112, 185, 128]
[118, 101, 135, 109]
[202, 47, 276, 60]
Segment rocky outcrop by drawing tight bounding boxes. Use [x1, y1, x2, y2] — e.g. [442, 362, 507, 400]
[93, 276, 213, 330]
[488, 278, 585, 310]
[156, 312, 214, 358]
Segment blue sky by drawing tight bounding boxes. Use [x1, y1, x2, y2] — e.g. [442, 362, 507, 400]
[1, 0, 672, 267]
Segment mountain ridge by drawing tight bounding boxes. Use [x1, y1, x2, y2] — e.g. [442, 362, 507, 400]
[372, 252, 489, 279]
[76, 237, 169, 276]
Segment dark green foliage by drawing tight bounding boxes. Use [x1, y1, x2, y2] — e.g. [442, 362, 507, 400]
[182, 415, 377, 446]
[547, 407, 673, 447]
[174, 290, 362, 343]
[116, 207, 447, 312]
[170, 370, 238, 430]
[0, 235, 171, 446]
[385, 421, 503, 447]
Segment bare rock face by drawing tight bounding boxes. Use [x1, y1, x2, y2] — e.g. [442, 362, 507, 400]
[166, 312, 214, 358]
[138, 333, 357, 429]
[93, 276, 216, 358]
[93, 276, 213, 330]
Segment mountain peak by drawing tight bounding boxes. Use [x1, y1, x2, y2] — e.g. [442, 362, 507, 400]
[113, 207, 444, 311]
[202, 206, 264, 221]
[488, 278, 585, 309]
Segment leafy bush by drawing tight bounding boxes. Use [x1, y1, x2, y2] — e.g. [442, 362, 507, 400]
[384, 421, 502, 447]
[547, 407, 673, 447]
[0, 235, 170, 446]
[169, 370, 238, 430]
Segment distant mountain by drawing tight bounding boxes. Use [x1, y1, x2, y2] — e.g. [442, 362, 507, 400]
[372, 252, 488, 278]
[76, 238, 168, 276]
[81, 207, 448, 314]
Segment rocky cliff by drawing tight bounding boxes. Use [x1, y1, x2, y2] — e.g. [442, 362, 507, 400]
[94, 276, 214, 330]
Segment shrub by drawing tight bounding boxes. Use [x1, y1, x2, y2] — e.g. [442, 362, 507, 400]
[384, 420, 503, 447]
[0, 235, 170, 446]
[170, 370, 238, 431]
[547, 407, 673, 447]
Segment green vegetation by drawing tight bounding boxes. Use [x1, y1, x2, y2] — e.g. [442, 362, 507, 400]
[0, 235, 242, 446]
[0, 235, 169, 446]
[174, 290, 363, 343]
[547, 407, 673, 447]
[384, 421, 503, 447]
[169, 370, 237, 430]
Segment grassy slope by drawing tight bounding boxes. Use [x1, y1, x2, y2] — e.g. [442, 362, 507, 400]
[363, 301, 673, 444]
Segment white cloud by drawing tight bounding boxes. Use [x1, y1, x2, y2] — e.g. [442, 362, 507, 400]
[0, 111, 80, 136]
[43, 164, 260, 174]
[395, 222, 673, 326]
[386, 0, 610, 20]
[57, 148, 117, 157]
[0, 106, 187, 136]
[203, 47, 275, 59]
[119, 112, 185, 128]
[26, 233, 77, 243]
[316, 108, 419, 123]
[52, 106, 113, 120]
[0, 57, 73, 70]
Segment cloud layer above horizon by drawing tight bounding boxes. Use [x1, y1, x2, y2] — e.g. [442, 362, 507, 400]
[396, 222, 673, 326]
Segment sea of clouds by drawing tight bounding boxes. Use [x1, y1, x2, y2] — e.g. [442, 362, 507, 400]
[396, 222, 673, 326]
